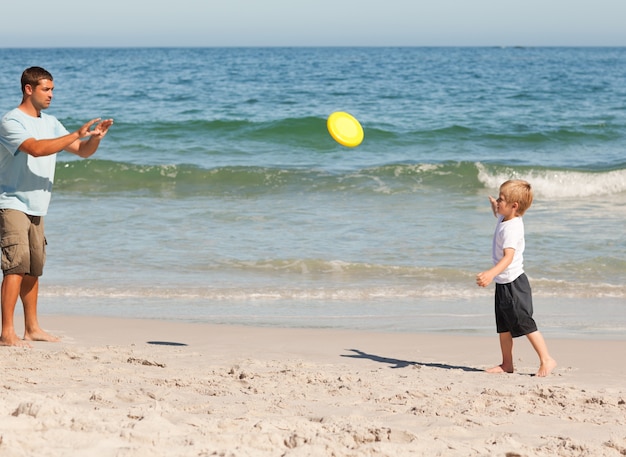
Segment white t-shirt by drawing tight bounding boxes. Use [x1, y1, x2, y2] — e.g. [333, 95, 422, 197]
[0, 108, 69, 216]
[492, 215, 525, 284]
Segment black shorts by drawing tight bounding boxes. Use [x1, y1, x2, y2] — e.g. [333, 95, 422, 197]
[494, 273, 538, 338]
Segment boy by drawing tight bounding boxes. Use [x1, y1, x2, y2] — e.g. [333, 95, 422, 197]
[476, 179, 556, 377]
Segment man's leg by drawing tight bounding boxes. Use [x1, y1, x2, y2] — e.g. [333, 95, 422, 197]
[21, 274, 58, 342]
[0, 273, 30, 347]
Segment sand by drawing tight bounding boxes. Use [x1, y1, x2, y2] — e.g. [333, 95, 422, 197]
[1, 315, 625, 456]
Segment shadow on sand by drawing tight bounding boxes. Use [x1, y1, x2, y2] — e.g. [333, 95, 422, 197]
[341, 348, 484, 372]
[147, 341, 189, 347]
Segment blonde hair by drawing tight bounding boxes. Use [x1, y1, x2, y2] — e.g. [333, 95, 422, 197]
[500, 179, 533, 215]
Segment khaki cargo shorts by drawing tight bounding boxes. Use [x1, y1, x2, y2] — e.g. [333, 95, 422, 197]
[0, 209, 46, 276]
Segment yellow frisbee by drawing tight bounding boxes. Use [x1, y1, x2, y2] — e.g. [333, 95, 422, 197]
[327, 111, 364, 148]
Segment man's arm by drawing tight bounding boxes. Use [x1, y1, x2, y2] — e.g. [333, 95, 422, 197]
[19, 118, 113, 158]
[63, 118, 114, 158]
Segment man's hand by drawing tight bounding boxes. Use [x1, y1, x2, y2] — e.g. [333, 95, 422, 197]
[77, 118, 114, 140]
[66, 118, 114, 157]
[89, 118, 114, 140]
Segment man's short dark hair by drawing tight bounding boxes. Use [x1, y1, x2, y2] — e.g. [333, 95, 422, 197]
[21, 67, 53, 94]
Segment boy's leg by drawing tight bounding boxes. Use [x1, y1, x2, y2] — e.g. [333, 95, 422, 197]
[526, 331, 557, 377]
[487, 332, 515, 373]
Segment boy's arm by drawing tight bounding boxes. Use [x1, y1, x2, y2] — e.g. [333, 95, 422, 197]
[476, 248, 515, 287]
[488, 195, 497, 217]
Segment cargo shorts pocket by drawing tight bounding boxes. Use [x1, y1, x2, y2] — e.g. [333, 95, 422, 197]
[1, 235, 28, 272]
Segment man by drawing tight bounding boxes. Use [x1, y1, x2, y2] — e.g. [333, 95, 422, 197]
[0, 66, 113, 346]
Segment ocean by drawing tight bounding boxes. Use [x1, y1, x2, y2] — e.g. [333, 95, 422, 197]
[0, 47, 624, 338]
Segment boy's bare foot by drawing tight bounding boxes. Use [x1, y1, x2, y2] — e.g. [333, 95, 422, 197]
[0, 333, 33, 348]
[486, 364, 514, 374]
[24, 329, 60, 343]
[536, 358, 557, 377]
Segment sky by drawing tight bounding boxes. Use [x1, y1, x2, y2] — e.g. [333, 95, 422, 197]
[1, 0, 625, 47]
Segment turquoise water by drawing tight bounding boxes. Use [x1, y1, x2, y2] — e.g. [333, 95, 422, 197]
[0, 47, 624, 337]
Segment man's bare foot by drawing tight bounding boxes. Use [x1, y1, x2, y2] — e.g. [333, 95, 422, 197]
[486, 364, 514, 374]
[0, 333, 33, 348]
[24, 329, 60, 343]
[536, 358, 557, 377]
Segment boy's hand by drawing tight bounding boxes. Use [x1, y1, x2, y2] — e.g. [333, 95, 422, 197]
[488, 195, 498, 217]
[476, 271, 494, 287]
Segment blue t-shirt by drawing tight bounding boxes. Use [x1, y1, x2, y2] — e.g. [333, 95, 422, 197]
[0, 108, 69, 216]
